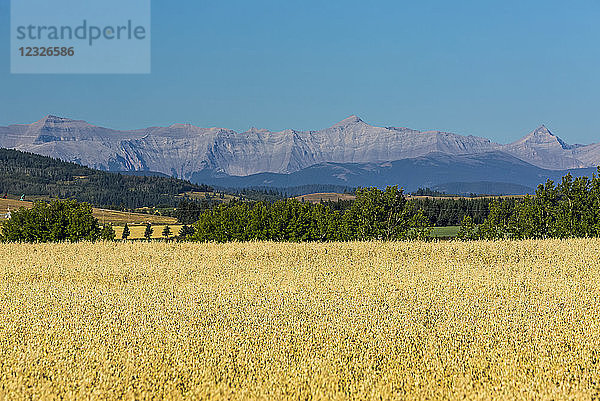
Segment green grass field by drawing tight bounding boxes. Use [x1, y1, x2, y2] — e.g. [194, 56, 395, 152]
[430, 226, 461, 238]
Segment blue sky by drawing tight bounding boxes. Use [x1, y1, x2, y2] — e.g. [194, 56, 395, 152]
[1, 0, 600, 144]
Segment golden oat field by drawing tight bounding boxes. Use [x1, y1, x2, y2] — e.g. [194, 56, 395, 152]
[1, 240, 600, 400]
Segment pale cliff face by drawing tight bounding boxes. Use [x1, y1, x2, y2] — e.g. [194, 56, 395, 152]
[502, 125, 587, 170]
[0, 115, 598, 178]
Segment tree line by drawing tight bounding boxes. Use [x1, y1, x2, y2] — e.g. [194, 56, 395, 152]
[5, 170, 600, 243]
[1, 147, 500, 227]
[1, 187, 432, 242]
[174, 193, 496, 226]
[410, 197, 496, 226]
[458, 170, 600, 240]
[0, 148, 211, 209]
[0, 200, 195, 242]
[1, 200, 102, 242]
[190, 186, 431, 242]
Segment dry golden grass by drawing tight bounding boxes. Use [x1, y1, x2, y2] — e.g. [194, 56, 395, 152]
[113, 224, 183, 239]
[93, 209, 176, 225]
[1, 240, 600, 400]
[294, 193, 357, 203]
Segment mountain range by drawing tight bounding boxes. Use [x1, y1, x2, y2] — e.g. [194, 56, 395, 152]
[1, 115, 599, 194]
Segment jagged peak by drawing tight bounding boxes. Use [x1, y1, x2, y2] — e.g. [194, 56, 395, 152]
[515, 125, 573, 150]
[31, 115, 94, 129]
[532, 124, 552, 135]
[331, 115, 364, 128]
[168, 123, 197, 129]
[26, 115, 103, 143]
[38, 115, 77, 124]
[247, 127, 270, 133]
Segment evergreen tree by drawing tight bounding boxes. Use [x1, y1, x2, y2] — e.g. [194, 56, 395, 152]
[144, 223, 153, 241]
[162, 225, 172, 239]
[0, 148, 212, 210]
[122, 223, 130, 240]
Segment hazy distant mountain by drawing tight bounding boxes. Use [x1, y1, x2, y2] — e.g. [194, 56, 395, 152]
[502, 125, 587, 169]
[1, 115, 599, 192]
[191, 151, 597, 194]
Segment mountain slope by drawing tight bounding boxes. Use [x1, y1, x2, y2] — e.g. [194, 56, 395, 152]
[0, 148, 210, 208]
[193, 151, 598, 195]
[1, 115, 599, 182]
[502, 125, 586, 169]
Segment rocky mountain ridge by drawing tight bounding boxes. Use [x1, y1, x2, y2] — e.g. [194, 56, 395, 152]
[0, 115, 598, 181]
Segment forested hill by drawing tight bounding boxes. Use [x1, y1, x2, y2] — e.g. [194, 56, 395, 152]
[0, 148, 211, 209]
